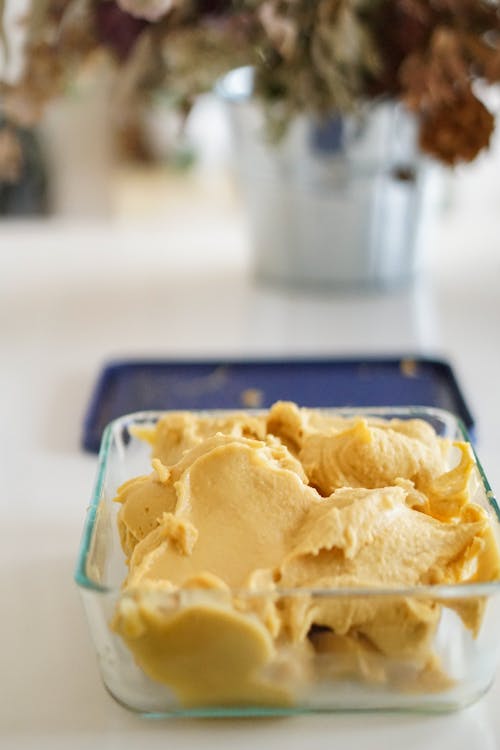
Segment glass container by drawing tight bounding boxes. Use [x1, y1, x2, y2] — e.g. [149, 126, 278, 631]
[75, 407, 500, 716]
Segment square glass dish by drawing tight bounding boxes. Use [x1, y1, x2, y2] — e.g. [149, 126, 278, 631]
[75, 406, 500, 717]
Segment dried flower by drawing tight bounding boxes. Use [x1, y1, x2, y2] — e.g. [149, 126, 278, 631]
[1, 42, 64, 127]
[419, 92, 495, 165]
[161, 19, 255, 101]
[0, 126, 23, 183]
[0, 0, 499, 165]
[258, 1, 298, 61]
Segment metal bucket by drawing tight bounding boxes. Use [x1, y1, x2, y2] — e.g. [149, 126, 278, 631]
[217, 67, 437, 290]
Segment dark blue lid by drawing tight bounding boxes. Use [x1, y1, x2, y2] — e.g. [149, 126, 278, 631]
[82, 356, 475, 453]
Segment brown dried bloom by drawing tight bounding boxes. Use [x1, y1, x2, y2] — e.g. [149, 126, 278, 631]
[463, 33, 500, 84]
[0, 126, 23, 183]
[401, 28, 478, 111]
[1, 42, 64, 127]
[419, 92, 495, 165]
[56, 0, 101, 57]
[393, 5, 500, 164]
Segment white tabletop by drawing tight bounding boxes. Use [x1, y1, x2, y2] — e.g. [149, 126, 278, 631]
[1, 151, 500, 749]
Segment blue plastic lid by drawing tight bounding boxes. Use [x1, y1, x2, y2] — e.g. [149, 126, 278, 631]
[82, 356, 475, 453]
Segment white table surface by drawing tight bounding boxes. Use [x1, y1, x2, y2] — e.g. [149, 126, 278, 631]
[1, 154, 500, 749]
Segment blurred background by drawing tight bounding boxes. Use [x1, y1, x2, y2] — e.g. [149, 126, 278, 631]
[1, 68, 499, 225]
[1, 0, 500, 449]
[0, 0, 499, 231]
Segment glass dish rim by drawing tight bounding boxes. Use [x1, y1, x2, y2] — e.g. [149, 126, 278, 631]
[74, 405, 500, 599]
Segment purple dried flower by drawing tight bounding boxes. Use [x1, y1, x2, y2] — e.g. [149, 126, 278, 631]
[95, 1, 150, 60]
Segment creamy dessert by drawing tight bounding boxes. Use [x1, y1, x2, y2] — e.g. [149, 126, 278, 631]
[111, 403, 500, 707]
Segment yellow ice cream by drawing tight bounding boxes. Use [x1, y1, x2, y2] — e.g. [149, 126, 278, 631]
[111, 403, 500, 707]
